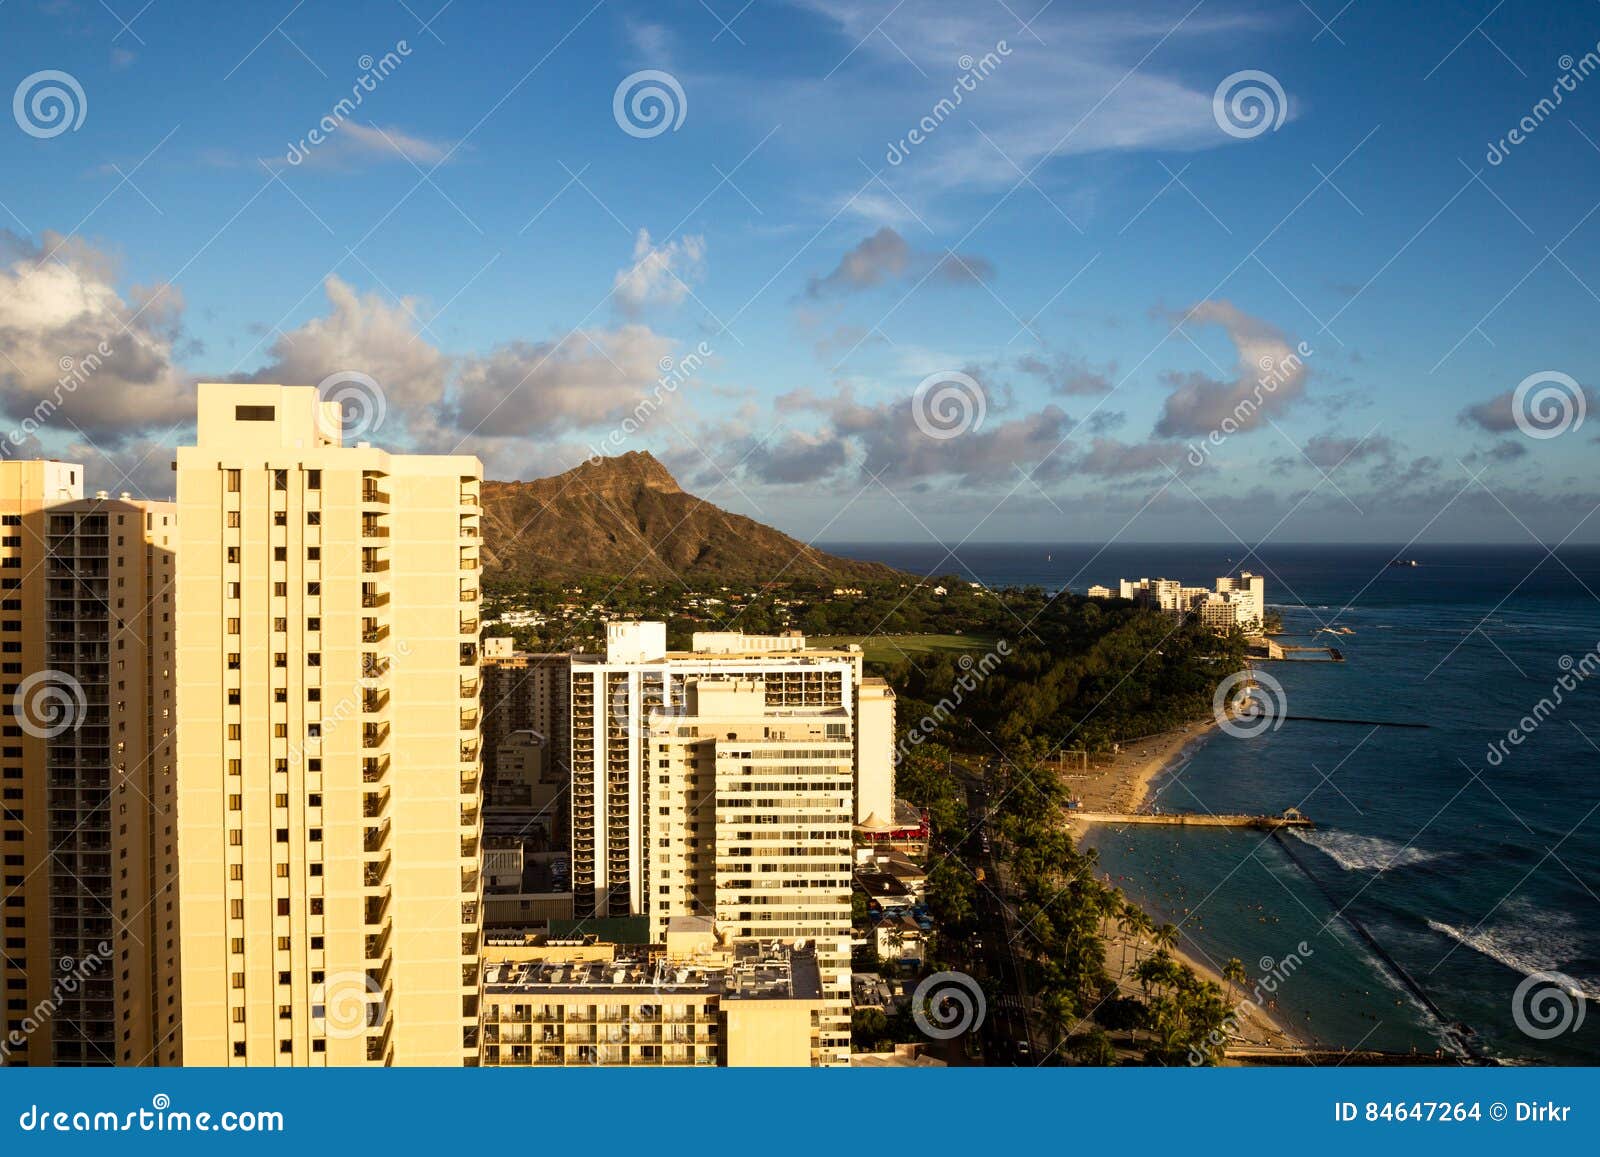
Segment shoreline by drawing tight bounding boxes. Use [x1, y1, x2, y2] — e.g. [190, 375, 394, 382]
[1058, 721, 1313, 1057]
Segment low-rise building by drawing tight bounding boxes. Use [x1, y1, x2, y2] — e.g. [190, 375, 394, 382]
[477, 924, 828, 1067]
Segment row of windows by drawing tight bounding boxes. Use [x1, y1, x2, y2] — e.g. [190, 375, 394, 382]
[223, 469, 322, 491]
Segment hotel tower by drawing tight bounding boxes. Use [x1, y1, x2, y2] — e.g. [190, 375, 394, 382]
[175, 384, 483, 1066]
[1, 462, 179, 1066]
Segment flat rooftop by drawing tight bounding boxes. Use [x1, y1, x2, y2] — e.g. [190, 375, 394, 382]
[481, 941, 822, 1001]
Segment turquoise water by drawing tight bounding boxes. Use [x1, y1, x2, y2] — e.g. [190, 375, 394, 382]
[825, 543, 1600, 1063]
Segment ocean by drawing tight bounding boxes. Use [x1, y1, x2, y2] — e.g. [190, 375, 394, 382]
[822, 542, 1600, 1063]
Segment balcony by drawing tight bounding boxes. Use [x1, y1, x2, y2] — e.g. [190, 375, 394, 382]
[362, 723, 390, 749]
[459, 678, 478, 699]
[364, 927, 391, 962]
[361, 587, 389, 608]
[459, 587, 478, 603]
[363, 689, 390, 714]
[363, 789, 389, 819]
[460, 617, 478, 635]
[362, 756, 390, 783]
[361, 554, 389, 574]
[362, 622, 390, 645]
[364, 889, 391, 926]
[361, 477, 390, 504]
[460, 708, 479, 730]
[364, 855, 391, 889]
[364, 820, 390, 854]
[361, 518, 390, 540]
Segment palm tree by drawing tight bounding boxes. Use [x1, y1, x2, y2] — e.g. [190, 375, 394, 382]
[1116, 907, 1138, 979]
[1223, 957, 1248, 1010]
[1153, 922, 1179, 958]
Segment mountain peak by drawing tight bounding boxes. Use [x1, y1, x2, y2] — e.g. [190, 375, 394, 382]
[568, 450, 682, 496]
[479, 455, 898, 583]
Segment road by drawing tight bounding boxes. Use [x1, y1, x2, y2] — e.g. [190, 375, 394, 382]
[952, 762, 1042, 1066]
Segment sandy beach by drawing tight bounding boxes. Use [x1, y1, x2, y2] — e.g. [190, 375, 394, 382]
[1054, 719, 1312, 1057]
[1049, 717, 1218, 815]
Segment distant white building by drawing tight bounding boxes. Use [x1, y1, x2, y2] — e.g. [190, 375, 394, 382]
[1100, 572, 1267, 635]
[1215, 571, 1266, 630]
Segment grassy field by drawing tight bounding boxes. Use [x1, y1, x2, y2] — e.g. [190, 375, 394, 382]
[811, 633, 1001, 666]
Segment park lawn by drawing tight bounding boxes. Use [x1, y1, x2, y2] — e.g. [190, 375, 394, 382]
[811, 632, 1002, 666]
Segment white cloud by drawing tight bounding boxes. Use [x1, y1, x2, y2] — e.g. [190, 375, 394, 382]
[612, 229, 706, 315]
[1153, 300, 1309, 437]
[288, 122, 454, 169]
[0, 231, 192, 444]
[450, 324, 678, 439]
[252, 275, 450, 412]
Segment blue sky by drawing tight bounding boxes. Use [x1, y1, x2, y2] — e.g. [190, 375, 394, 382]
[2, 0, 1598, 544]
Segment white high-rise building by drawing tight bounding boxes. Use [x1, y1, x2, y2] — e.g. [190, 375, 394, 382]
[645, 678, 853, 1064]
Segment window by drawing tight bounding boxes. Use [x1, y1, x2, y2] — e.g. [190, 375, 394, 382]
[227, 511, 240, 528]
[273, 469, 288, 491]
[307, 547, 320, 561]
[307, 470, 321, 489]
[225, 469, 241, 492]
[236, 405, 275, 422]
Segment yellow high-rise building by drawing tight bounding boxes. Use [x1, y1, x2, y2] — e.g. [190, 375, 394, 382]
[1, 462, 180, 1067]
[175, 384, 483, 1066]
